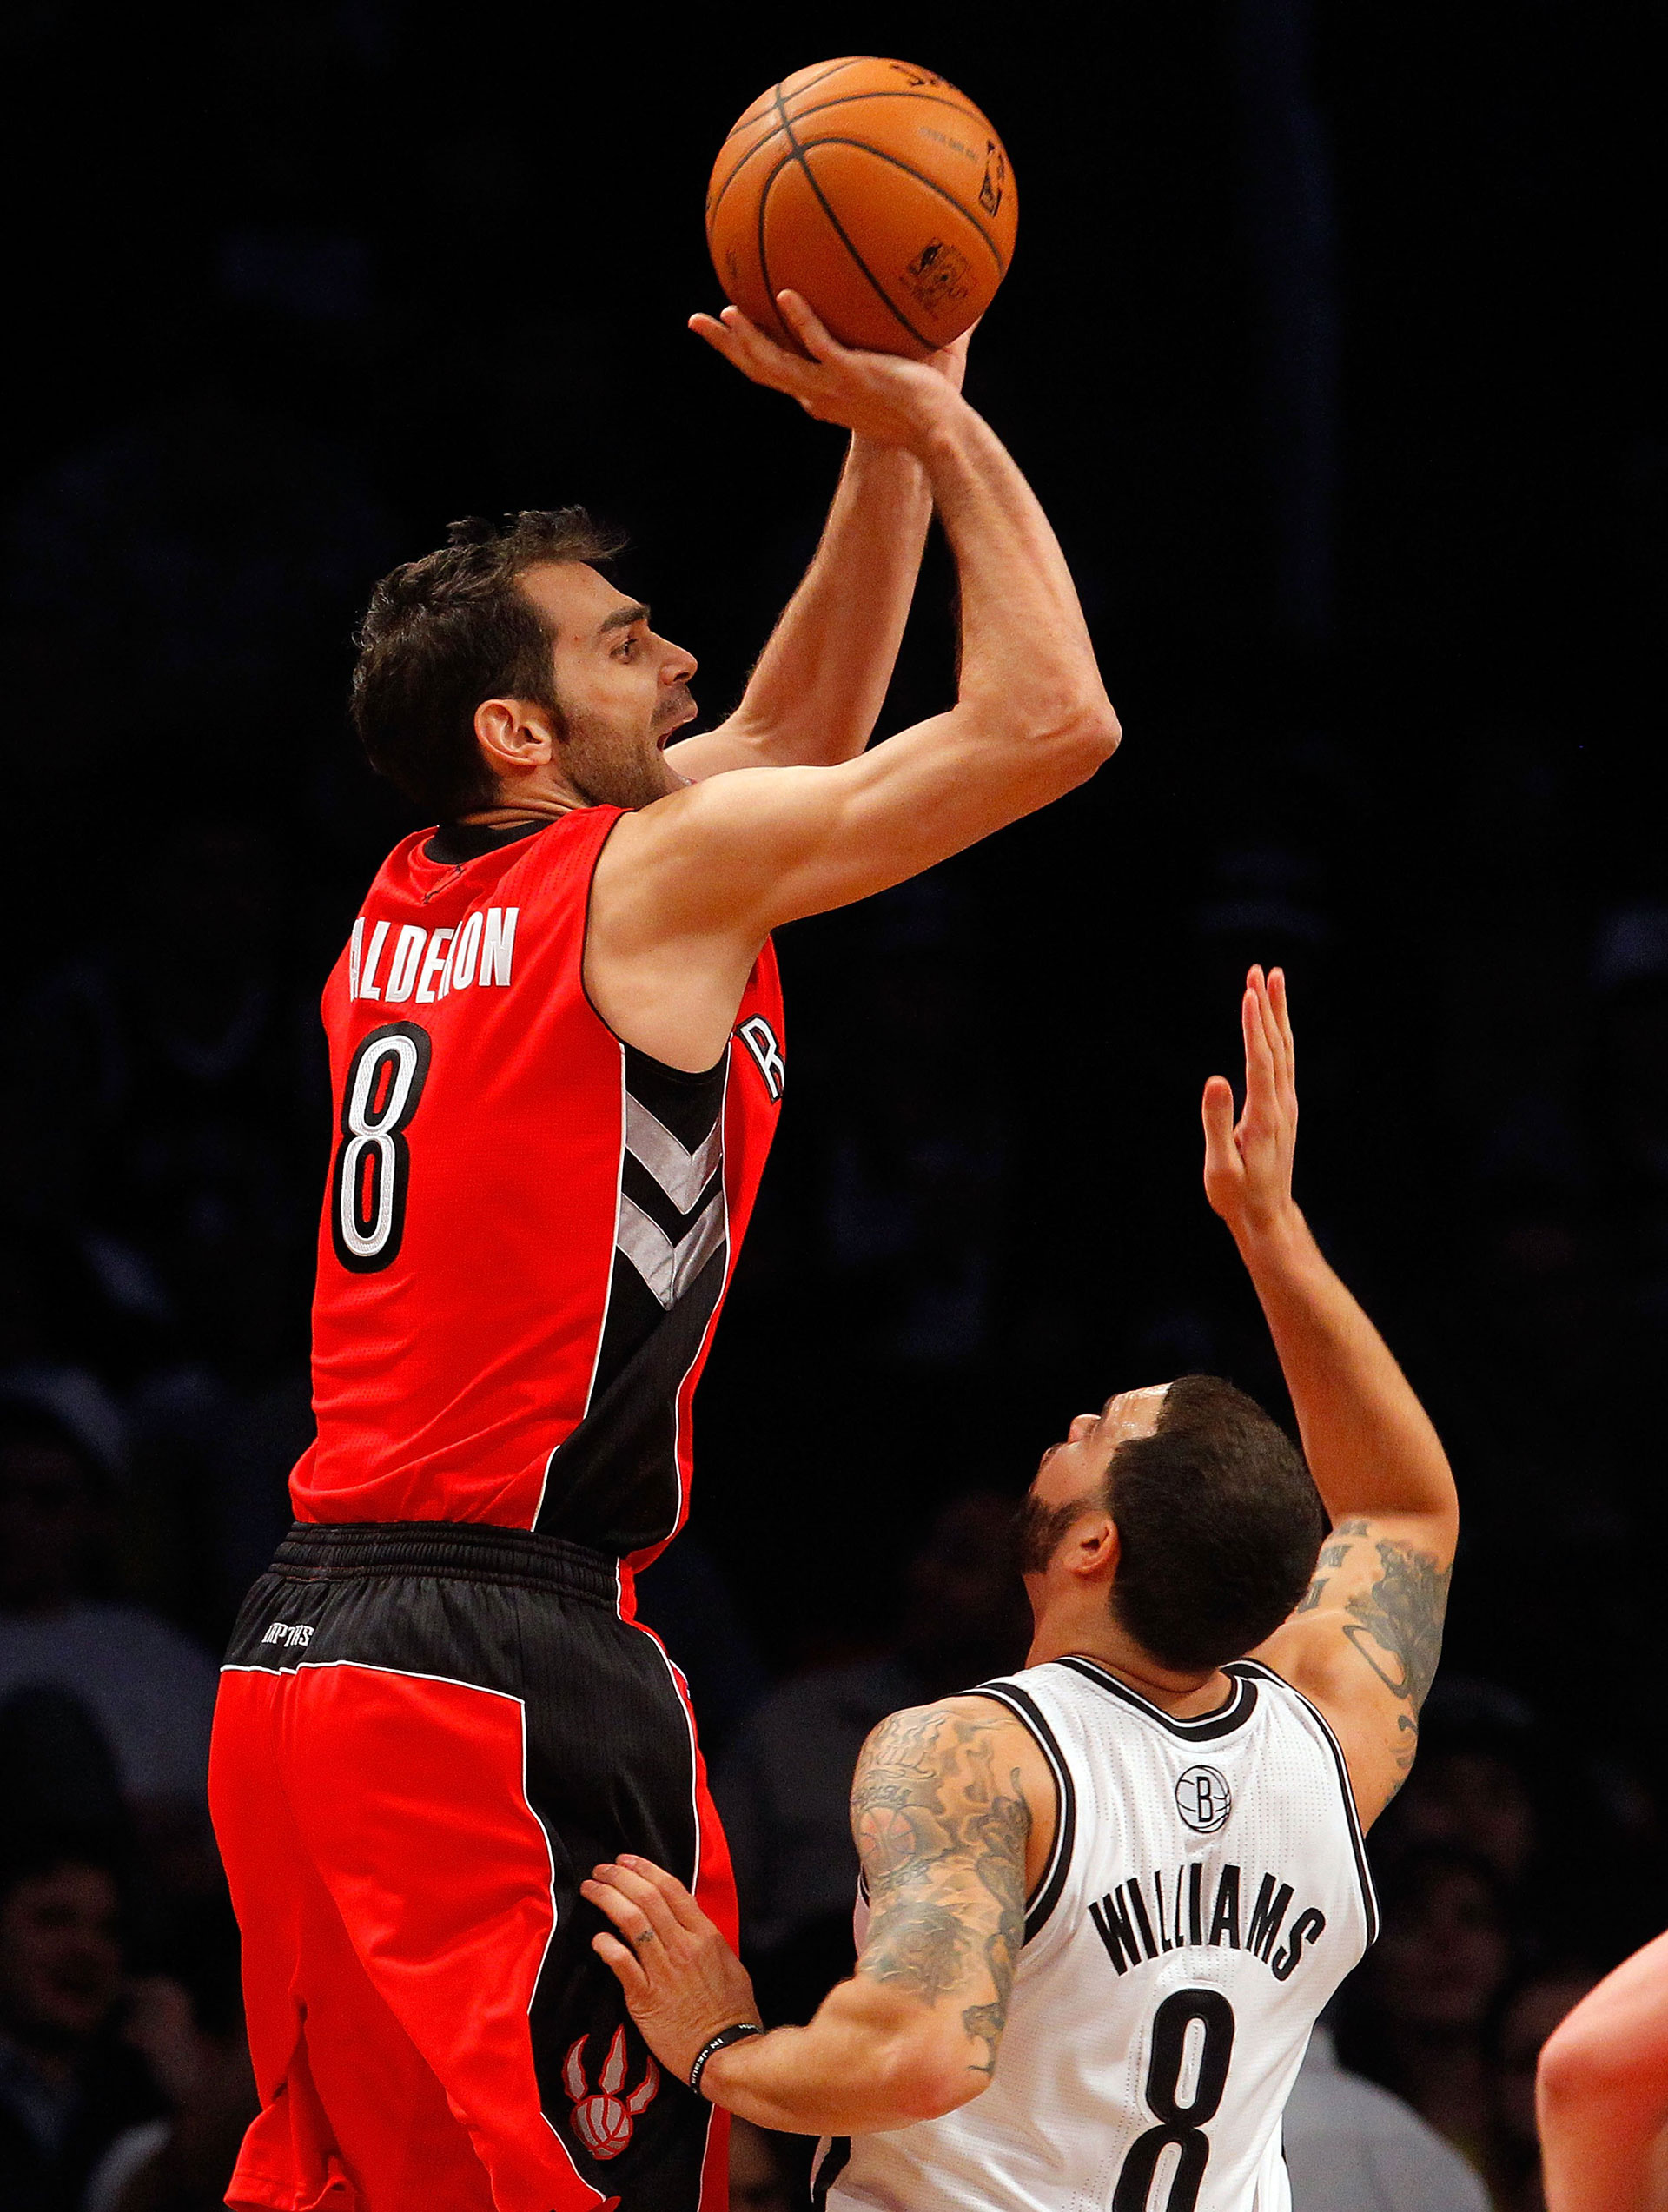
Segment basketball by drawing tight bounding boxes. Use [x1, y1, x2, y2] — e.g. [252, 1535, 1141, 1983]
[705, 57, 1017, 361]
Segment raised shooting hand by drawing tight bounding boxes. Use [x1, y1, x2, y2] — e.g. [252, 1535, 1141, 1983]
[1201, 965, 1300, 1245]
[689, 289, 964, 450]
[926, 321, 974, 394]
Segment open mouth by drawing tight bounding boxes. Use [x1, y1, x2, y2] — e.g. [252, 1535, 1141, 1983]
[654, 702, 698, 750]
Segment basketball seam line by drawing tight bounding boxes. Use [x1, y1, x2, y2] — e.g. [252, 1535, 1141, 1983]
[787, 136, 1009, 278]
[710, 60, 858, 213]
[718, 59, 862, 149]
[768, 83, 936, 354]
[712, 88, 1008, 238]
[755, 107, 789, 345]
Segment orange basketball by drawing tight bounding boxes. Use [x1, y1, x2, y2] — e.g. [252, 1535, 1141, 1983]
[705, 57, 1017, 361]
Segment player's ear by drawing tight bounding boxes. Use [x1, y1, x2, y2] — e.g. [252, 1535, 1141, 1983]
[473, 698, 555, 776]
[1063, 1511, 1120, 1585]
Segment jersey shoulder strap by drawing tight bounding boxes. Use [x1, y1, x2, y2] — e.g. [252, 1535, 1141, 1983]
[966, 1674, 1078, 1941]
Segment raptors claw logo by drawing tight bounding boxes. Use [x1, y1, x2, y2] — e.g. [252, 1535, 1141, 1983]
[565, 2027, 659, 2159]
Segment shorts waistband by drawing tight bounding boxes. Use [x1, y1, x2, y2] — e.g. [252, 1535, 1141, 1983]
[269, 1520, 620, 1607]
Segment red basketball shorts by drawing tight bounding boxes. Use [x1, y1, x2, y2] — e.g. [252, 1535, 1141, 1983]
[209, 1522, 735, 2212]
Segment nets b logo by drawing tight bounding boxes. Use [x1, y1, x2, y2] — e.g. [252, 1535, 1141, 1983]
[1175, 1765, 1233, 1834]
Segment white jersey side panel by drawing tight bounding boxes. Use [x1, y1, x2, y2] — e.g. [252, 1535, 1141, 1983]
[824, 1657, 1376, 2212]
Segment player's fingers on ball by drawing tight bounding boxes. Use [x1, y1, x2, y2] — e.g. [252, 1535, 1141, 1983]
[724, 307, 790, 358]
[697, 315, 799, 391]
[689, 321, 745, 368]
[776, 289, 840, 360]
[728, 328, 813, 397]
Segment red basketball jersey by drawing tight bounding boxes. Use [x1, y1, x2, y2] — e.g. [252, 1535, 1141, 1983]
[290, 810, 785, 1569]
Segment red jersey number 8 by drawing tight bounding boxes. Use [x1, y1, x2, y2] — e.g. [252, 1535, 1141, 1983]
[330, 1023, 433, 1274]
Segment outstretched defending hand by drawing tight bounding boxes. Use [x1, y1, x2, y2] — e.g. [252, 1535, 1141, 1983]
[690, 289, 966, 450]
[1202, 965, 1300, 1245]
[583, 1856, 760, 2086]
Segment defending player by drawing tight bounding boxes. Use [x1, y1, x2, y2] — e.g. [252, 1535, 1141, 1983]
[585, 967, 1460, 2212]
[208, 294, 1118, 2212]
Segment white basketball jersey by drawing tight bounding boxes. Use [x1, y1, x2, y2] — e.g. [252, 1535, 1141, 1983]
[820, 1656, 1376, 2212]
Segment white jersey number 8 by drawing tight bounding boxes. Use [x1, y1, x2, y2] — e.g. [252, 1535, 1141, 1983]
[1113, 1988, 1235, 2212]
[330, 1023, 433, 1274]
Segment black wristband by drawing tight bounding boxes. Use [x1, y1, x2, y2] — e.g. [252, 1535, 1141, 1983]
[688, 2021, 763, 2100]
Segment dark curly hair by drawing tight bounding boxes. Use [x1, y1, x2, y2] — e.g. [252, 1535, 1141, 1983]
[1106, 1374, 1327, 1672]
[350, 508, 626, 821]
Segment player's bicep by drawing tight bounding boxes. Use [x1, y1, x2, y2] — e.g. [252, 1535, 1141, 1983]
[619, 708, 1083, 941]
[849, 1702, 1030, 2078]
[1254, 1513, 1455, 1827]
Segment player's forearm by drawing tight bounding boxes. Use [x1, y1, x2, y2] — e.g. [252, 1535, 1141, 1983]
[702, 1982, 981, 2136]
[1236, 1205, 1458, 1534]
[918, 405, 1116, 756]
[723, 437, 932, 766]
[1539, 2101, 1668, 2212]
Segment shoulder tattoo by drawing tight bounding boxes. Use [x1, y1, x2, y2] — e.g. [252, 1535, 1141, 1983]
[1342, 1539, 1453, 1774]
[851, 1705, 1031, 2076]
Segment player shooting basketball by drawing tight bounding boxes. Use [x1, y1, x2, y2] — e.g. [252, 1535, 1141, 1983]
[585, 967, 1461, 2212]
[208, 289, 1119, 2212]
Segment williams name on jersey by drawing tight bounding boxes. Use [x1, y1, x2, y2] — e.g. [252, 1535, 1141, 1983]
[822, 1656, 1377, 2212]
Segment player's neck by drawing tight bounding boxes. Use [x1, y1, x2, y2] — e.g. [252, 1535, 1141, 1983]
[457, 791, 581, 830]
[1027, 1609, 1234, 1719]
[459, 756, 598, 829]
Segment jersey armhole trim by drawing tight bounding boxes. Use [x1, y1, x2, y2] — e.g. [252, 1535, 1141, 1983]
[811, 2136, 851, 2209]
[1229, 1659, 1380, 1945]
[966, 1681, 1076, 1942]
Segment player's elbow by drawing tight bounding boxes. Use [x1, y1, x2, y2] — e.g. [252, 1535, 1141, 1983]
[1539, 2006, 1668, 2127]
[1057, 699, 1122, 780]
[969, 691, 1119, 799]
[877, 2028, 993, 2125]
[1024, 694, 1121, 778]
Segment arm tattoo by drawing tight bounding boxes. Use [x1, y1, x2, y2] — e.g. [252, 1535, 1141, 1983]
[851, 1706, 1030, 2077]
[1343, 1539, 1453, 1723]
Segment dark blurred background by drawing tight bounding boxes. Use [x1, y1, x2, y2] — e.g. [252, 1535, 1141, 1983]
[1, 2, 1663, 2207]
